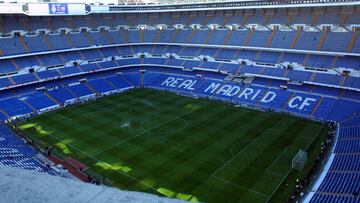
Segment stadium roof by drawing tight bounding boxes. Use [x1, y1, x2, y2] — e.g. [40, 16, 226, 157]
[0, 165, 186, 203]
[0, 0, 297, 6]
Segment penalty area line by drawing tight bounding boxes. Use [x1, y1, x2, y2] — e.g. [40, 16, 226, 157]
[230, 139, 254, 156]
[211, 175, 269, 199]
[211, 130, 266, 177]
[265, 146, 299, 177]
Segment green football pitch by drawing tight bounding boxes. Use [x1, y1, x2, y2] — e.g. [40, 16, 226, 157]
[16, 89, 326, 203]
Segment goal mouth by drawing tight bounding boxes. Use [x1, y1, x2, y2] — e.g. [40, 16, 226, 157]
[292, 150, 308, 171]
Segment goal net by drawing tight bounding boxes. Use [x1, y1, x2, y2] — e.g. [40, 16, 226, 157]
[292, 150, 308, 171]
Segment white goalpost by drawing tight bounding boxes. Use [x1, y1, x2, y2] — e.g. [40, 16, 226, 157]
[292, 150, 308, 171]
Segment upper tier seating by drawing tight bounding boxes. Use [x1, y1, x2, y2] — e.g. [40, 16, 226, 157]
[0, 28, 358, 57]
[47, 34, 72, 50]
[0, 9, 354, 33]
[0, 44, 359, 95]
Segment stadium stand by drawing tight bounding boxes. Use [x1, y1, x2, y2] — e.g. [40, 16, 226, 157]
[0, 124, 70, 177]
[307, 115, 360, 202]
[0, 1, 359, 202]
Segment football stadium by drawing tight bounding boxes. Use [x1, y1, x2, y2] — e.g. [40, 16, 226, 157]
[0, 0, 359, 202]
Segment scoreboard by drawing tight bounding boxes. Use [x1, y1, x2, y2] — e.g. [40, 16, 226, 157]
[27, 3, 86, 16]
[48, 3, 69, 15]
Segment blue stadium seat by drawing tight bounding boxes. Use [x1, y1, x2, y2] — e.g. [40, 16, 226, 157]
[48, 88, 76, 104]
[11, 74, 37, 85]
[87, 79, 116, 94]
[20, 92, 57, 110]
[66, 83, 94, 97]
[0, 97, 33, 117]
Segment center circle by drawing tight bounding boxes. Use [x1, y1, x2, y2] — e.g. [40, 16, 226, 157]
[140, 115, 187, 133]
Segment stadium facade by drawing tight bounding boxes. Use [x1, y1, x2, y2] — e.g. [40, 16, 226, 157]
[0, 0, 359, 202]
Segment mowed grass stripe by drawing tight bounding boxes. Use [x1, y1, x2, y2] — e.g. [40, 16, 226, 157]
[214, 117, 321, 196]
[16, 89, 323, 203]
[121, 107, 250, 179]
[90, 92, 211, 157]
[103, 106, 263, 182]
[25, 90, 199, 155]
[107, 107, 271, 202]
[92, 102, 208, 157]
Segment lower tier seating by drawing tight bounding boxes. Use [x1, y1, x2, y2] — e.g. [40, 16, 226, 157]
[0, 67, 358, 123]
[309, 115, 360, 202]
[0, 124, 70, 177]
